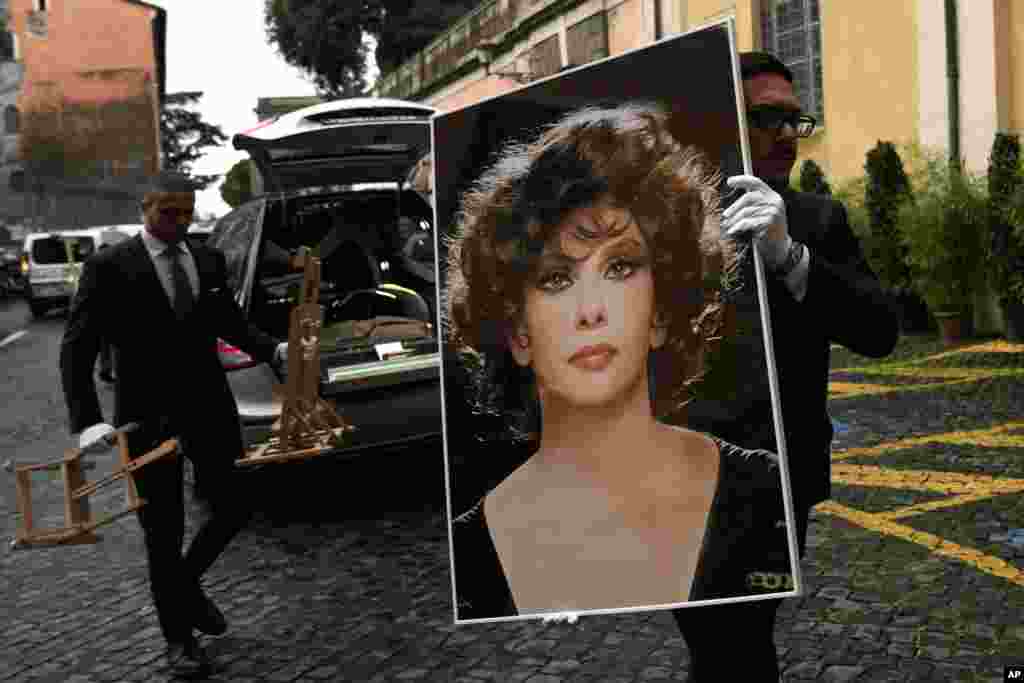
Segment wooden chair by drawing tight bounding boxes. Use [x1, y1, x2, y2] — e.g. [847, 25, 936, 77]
[237, 249, 353, 467]
[12, 423, 179, 549]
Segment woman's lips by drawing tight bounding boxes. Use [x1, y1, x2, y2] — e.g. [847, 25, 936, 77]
[569, 344, 617, 370]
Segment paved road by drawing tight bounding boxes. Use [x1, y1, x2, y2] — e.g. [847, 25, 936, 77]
[2, 308, 1021, 682]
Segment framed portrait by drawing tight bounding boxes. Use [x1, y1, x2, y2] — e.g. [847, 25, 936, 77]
[432, 18, 802, 623]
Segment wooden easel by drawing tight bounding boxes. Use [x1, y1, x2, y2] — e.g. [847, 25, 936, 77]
[11, 424, 179, 549]
[236, 249, 353, 467]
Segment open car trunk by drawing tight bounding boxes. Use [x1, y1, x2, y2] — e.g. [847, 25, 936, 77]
[249, 188, 439, 395]
[233, 99, 435, 195]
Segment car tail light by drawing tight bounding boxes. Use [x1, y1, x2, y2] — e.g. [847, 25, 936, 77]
[217, 338, 258, 370]
[20, 254, 28, 276]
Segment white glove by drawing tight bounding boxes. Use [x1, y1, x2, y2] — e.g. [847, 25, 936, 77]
[722, 175, 793, 270]
[273, 342, 288, 368]
[79, 423, 115, 452]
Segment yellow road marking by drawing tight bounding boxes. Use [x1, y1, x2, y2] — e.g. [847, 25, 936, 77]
[819, 420, 1024, 588]
[816, 500, 1024, 587]
[832, 463, 1024, 494]
[828, 382, 894, 396]
[823, 342, 1024, 588]
[831, 421, 1024, 461]
[828, 377, 979, 400]
[872, 493, 998, 519]
[915, 339, 1024, 363]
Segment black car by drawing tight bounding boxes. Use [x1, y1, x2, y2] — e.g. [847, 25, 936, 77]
[208, 98, 444, 458]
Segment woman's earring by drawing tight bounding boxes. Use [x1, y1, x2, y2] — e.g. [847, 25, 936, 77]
[509, 330, 531, 366]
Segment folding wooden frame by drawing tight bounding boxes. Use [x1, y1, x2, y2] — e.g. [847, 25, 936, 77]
[12, 424, 179, 550]
[237, 251, 353, 467]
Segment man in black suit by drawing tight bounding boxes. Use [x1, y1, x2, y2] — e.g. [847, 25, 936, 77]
[671, 52, 899, 681]
[60, 172, 287, 675]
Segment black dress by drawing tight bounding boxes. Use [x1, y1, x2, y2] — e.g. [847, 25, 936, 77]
[451, 437, 796, 620]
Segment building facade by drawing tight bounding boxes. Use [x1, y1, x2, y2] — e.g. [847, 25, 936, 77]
[1, 0, 165, 232]
[373, 0, 1024, 188]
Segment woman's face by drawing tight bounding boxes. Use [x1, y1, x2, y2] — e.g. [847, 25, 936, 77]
[509, 202, 666, 411]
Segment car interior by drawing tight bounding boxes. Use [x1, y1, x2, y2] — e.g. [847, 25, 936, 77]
[249, 190, 438, 352]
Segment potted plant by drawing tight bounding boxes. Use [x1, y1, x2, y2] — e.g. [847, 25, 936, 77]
[896, 148, 989, 345]
[996, 190, 1024, 341]
[986, 132, 1024, 341]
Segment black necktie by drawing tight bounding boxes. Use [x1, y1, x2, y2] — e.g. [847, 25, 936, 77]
[167, 246, 194, 321]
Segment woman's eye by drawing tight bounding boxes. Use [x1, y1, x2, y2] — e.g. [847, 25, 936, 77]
[537, 271, 573, 292]
[606, 259, 638, 280]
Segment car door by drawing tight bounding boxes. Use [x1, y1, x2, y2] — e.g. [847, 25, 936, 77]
[204, 198, 283, 430]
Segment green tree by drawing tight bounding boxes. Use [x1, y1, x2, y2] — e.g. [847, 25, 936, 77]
[264, 0, 478, 97]
[798, 159, 832, 195]
[864, 141, 913, 292]
[987, 132, 1024, 306]
[220, 159, 254, 209]
[160, 91, 227, 190]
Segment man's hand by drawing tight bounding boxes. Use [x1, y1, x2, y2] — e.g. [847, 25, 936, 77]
[722, 175, 793, 270]
[79, 423, 115, 452]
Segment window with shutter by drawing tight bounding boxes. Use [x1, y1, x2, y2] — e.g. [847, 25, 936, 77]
[566, 12, 608, 68]
[760, 0, 824, 124]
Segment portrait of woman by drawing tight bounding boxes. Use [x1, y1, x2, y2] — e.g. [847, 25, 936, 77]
[442, 102, 795, 621]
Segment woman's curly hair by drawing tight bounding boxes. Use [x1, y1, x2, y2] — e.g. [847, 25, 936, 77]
[443, 102, 736, 438]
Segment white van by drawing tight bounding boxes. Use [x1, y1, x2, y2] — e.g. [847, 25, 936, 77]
[20, 228, 102, 318]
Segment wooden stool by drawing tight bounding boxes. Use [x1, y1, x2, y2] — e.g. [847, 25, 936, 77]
[12, 423, 179, 549]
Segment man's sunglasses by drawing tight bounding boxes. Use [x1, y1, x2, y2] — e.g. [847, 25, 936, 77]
[747, 106, 817, 138]
[156, 207, 195, 219]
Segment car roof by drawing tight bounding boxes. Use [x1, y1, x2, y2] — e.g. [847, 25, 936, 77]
[24, 228, 103, 242]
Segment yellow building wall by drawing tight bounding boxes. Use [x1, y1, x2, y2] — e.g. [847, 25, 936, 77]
[683, 0, 759, 51]
[1000, 0, 1024, 133]
[683, 1, 919, 189]
[608, 0, 646, 56]
[801, 2, 919, 186]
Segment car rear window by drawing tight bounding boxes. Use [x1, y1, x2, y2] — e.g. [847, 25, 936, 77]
[31, 236, 95, 264]
[207, 201, 264, 292]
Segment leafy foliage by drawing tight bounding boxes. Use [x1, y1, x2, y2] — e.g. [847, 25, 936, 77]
[264, 0, 478, 97]
[799, 158, 832, 195]
[895, 146, 989, 313]
[160, 92, 227, 191]
[864, 141, 914, 293]
[19, 94, 156, 182]
[986, 133, 1024, 305]
[220, 159, 254, 209]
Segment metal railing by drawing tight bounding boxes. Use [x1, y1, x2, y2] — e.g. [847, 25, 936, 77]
[377, 0, 522, 100]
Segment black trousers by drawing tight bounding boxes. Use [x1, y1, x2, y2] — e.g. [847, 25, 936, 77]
[131, 427, 252, 644]
[673, 505, 811, 682]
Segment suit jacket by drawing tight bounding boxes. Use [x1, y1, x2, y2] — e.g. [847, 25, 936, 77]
[685, 189, 898, 511]
[60, 233, 280, 460]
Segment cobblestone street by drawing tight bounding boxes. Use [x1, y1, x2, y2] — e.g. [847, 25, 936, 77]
[2, 304, 1023, 682]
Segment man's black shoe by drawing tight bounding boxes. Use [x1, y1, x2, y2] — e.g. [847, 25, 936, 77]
[165, 637, 210, 677]
[191, 587, 228, 636]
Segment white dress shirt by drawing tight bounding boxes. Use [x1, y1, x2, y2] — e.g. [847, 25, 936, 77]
[140, 228, 200, 309]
